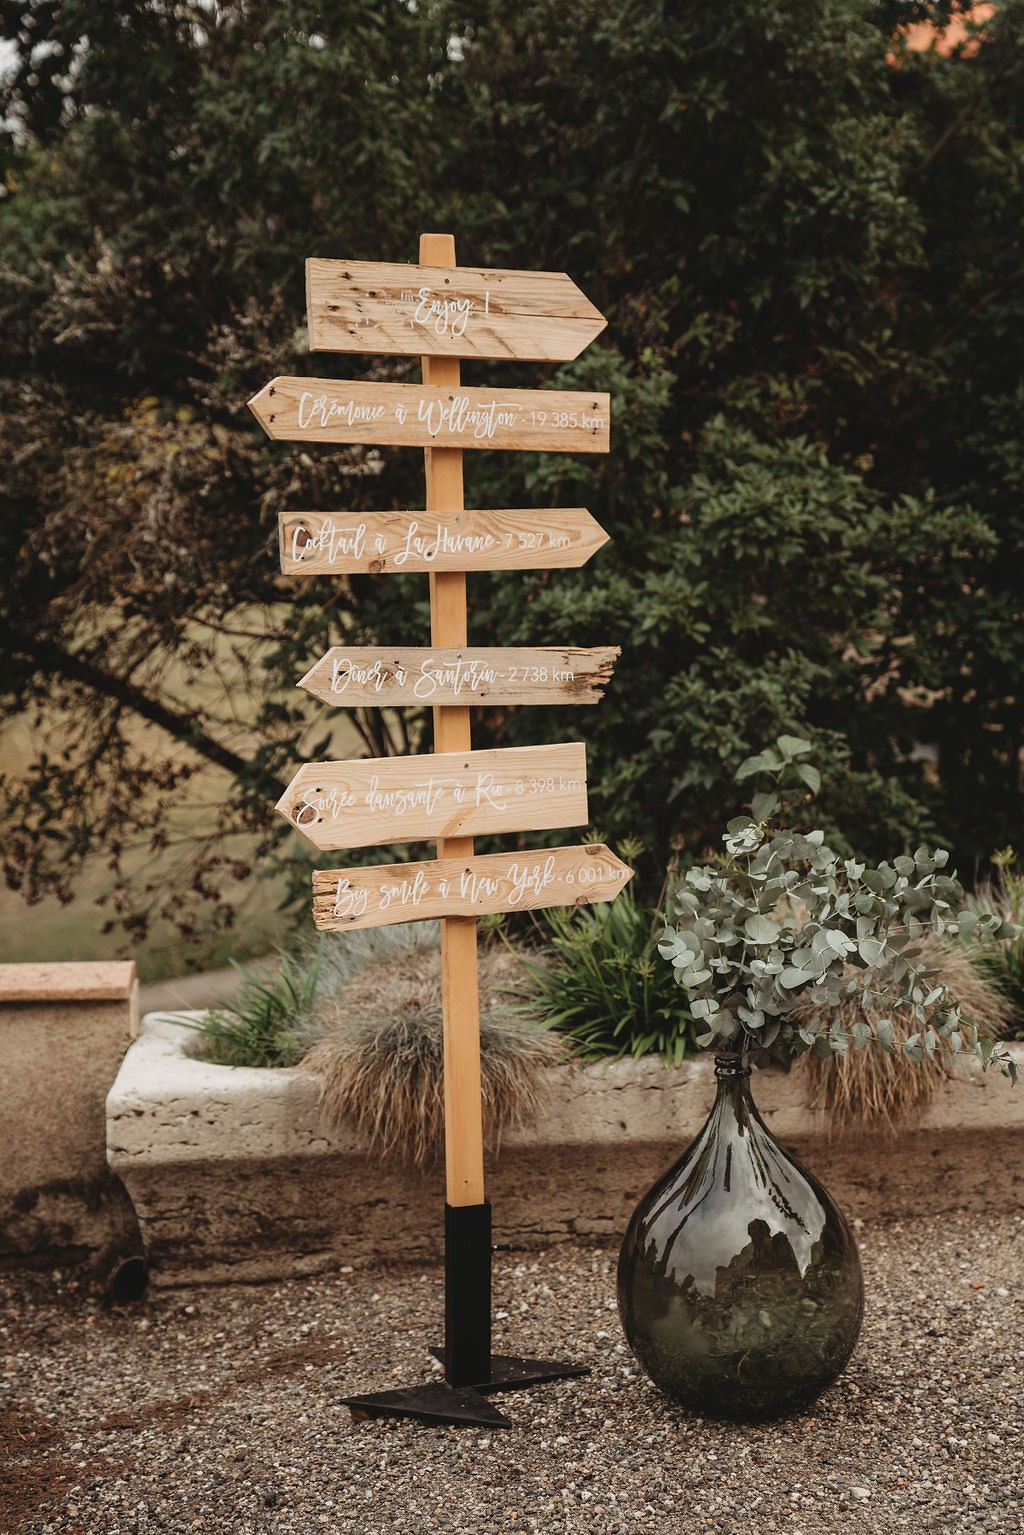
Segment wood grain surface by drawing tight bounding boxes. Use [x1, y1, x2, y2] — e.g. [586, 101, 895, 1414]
[276, 743, 589, 851]
[248, 377, 610, 453]
[306, 257, 606, 361]
[311, 843, 634, 931]
[278, 507, 609, 575]
[297, 646, 619, 708]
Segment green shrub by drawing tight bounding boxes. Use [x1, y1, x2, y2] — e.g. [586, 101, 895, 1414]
[511, 873, 699, 1066]
[5, 2, 1024, 947]
[188, 948, 323, 1068]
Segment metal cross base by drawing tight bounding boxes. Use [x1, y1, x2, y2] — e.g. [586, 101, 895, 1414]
[428, 1348, 591, 1393]
[343, 1353, 590, 1429]
[343, 1380, 513, 1429]
[341, 1202, 589, 1428]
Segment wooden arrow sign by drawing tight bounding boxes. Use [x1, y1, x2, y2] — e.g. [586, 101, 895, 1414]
[279, 508, 609, 575]
[277, 743, 588, 851]
[311, 843, 634, 932]
[248, 379, 610, 454]
[297, 647, 619, 708]
[306, 258, 607, 361]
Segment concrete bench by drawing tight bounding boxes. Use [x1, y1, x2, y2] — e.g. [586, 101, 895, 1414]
[0, 961, 140, 1274]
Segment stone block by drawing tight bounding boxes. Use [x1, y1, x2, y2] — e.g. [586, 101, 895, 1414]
[0, 961, 140, 1267]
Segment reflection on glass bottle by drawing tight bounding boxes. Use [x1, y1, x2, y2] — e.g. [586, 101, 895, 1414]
[618, 1055, 864, 1421]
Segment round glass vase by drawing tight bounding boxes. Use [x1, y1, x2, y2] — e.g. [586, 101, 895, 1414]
[617, 1052, 864, 1421]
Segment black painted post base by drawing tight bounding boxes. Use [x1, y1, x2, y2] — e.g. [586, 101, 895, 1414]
[444, 1200, 493, 1386]
[341, 1202, 589, 1428]
[343, 1380, 515, 1429]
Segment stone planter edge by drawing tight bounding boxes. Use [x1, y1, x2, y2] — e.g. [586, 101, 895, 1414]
[106, 1012, 1024, 1287]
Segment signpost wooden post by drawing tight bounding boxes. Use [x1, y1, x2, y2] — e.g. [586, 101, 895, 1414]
[248, 231, 630, 1428]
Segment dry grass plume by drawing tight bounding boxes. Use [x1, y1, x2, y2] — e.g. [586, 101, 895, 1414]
[301, 933, 556, 1169]
[797, 936, 1012, 1130]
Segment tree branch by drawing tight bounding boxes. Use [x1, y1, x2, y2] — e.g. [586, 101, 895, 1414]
[916, 99, 976, 175]
[935, 261, 1024, 351]
[0, 622, 287, 795]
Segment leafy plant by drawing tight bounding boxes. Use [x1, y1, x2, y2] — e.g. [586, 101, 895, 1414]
[511, 857, 699, 1066]
[188, 947, 323, 1068]
[960, 849, 1024, 1037]
[658, 737, 1020, 1080]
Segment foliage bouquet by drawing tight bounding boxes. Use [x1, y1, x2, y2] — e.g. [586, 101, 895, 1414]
[657, 737, 1020, 1080]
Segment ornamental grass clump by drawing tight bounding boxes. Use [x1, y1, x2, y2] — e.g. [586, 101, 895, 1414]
[797, 933, 1013, 1128]
[658, 736, 1020, 1086]
[303, 923, 557, 1169]
[959, 848, 1024, 1035]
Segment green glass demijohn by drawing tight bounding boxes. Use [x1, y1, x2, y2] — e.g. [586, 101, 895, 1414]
[617, 1053, 864, 1421]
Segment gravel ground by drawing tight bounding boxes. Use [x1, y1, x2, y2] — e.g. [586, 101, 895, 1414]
[2, 1211, 1021, 1535]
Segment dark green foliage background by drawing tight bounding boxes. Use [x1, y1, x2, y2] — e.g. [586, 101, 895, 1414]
[1, 1, 1021, 936]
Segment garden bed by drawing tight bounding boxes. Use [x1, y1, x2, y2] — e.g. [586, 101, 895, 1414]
[106, 1011, 1024, 1287]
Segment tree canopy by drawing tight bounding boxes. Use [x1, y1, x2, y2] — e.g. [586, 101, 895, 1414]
[1, 0, 1022, 945]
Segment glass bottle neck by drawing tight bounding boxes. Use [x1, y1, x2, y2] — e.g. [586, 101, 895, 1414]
[713, 1053, 751, 1082]
[711, 1052, 754, 1128]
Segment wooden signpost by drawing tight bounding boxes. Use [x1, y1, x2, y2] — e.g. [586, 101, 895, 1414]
[248, 377, 610, 453]
[296, 646, 619, 708]
[249, 232, 630, 1429]
[306, 257, 607, 360]
[312, 844, 634, 933]
[277, 742, 589, 850]
[279, 507, 610, 575]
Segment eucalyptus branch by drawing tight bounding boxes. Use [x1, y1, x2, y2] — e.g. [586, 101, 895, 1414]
[659, 736, 1020, 1080]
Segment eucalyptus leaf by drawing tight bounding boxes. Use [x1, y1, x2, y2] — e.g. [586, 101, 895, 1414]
[825, 930, 855, 954]
[691, 998, 720, 1019]
[744, 914, 781, 945]
[876, 1018, 897, 1050]
[727, 815, 757, 835]
[655, 746, 1010, 1089]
